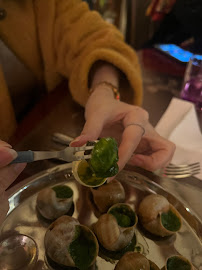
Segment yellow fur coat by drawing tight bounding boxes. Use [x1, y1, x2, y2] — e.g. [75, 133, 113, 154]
[0, 0, 142, 141]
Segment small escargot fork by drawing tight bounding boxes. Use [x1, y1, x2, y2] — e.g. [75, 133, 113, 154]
[10, 146, 93, 164]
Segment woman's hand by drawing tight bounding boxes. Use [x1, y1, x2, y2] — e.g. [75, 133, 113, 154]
[71, 85, 175, 172]
[128, 123, 176, 171]
[0, 140, 26, 224]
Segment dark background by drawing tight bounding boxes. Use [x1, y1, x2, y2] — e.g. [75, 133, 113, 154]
[83, 0, 202, 54]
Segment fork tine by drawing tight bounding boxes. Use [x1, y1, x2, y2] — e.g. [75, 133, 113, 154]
[164, 169, 200, 176]
[166, 162, 200, 169]
[161, 162, 200, 179]
[74, 146, 94, 152]
[164, 168, 200, 173]
[164, 165, 200, 173]
[163, 173, 199, 179]
[74, 154, 92, 161]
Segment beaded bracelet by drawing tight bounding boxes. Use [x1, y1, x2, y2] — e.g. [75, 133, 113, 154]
[89, 81, 120, 101]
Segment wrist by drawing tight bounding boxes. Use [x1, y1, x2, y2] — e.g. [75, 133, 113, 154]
[89, 61, 119, 88]
[89, 81, 120, 101]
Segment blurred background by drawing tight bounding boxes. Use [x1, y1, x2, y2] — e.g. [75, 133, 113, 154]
[82, 0, 202, 117]
[83, 0, 202, 54]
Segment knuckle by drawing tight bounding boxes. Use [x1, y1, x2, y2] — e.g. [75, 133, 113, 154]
[139, 107, 149, 121]
[125, 106, 149, 124]
[134, 106, 149, 120]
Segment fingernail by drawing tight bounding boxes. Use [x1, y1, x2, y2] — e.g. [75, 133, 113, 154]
[12, 163, 26, 173]
[7, 148, 18, 159]
[70, 135, 85, 146]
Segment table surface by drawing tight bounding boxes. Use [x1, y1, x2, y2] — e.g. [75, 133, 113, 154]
[7, 49, 202, 222]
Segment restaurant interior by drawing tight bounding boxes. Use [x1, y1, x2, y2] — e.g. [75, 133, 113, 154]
[0, 1, 202, 269]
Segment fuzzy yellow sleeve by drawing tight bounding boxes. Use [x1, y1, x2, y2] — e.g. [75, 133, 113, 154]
[37, 0, 143, 106]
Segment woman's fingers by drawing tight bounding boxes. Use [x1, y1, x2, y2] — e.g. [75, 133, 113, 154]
[0, 147, 18, 167]
[129, 151, 170, 171]
[117, 107, 149, 171]
[117, 124, 144, 171]
[129, 136, 175, 171]
[70, 112, 108, 146]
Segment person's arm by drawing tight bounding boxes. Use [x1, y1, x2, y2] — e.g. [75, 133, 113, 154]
[89, 61, 119, 89]
[37, 0, 142, 106]
[37, 0, 175, 172]
[71, 62, 175, 172]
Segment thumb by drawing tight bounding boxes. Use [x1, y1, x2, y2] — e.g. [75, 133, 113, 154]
[0, 147, 18, 167]
[70, 115, 106, 147]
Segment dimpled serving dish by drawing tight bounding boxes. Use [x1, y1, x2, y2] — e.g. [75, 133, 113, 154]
[0, 163, 201, 269]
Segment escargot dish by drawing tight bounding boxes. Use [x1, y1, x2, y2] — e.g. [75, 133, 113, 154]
[115, 252, 160, 270]
[138, 194, 182, 237]
[91, 179, 125, 214]
[162, 255, 196, 270]
[45, 216, 99, 269]
[93, 203, 137, 251]
[72, 137, 119, 187]
[36, 185, 73, 220]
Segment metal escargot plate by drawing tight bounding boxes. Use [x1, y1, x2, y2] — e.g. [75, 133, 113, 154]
[0, 163, 202, 269]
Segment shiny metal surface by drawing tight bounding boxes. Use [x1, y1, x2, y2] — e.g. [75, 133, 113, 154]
[52, 133, 74, 146]
[0, 164, 202, 269]
[0, 234, 38, 270]
[158, 162, 201, 179]
[13, 146, 93, 164]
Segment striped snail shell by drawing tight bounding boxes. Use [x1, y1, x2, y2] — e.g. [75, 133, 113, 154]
[36, 185, 73, 220]
[138, 194, 182, 237]
[91, 179, 125, 213]
[93, 203, 137, 251]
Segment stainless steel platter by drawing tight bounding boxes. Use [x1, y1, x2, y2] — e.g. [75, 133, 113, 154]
[0, 163, 202, 269]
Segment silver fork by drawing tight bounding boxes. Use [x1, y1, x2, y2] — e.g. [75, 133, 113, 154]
[160, 162, 201, 179]
[10, 146, 93, 164]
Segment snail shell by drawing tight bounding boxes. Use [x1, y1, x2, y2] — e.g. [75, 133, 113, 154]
[162, 255, 196, 270]
[93, 203, 137, 251]
[91, 179, 125, 213]
[72, 160, 107, 187]
[36, 185, 73, 220]
[45, 216, 98, 268]
[115, 252, 150, 270]
[115, 252, 160, 270]
[138, 194, 182, 237]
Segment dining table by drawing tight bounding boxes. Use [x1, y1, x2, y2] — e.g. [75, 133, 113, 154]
[7, 48, 202, 222]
